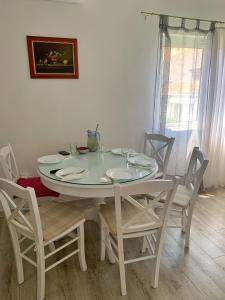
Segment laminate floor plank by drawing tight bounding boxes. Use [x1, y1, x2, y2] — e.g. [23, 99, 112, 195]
[215, 255, 225, 270]
[191, 211, 225, 248]
[164, 231, 225, 299]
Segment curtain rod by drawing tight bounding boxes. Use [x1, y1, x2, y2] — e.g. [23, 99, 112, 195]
[140, 11, 225, 24]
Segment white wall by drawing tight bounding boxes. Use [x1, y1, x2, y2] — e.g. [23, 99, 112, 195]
[0, 0, 225, 175]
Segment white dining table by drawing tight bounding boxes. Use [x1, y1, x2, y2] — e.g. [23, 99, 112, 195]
[37, 150, 158, 198]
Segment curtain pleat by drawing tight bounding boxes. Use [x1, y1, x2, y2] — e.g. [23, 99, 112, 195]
[202, 28, 225, 188]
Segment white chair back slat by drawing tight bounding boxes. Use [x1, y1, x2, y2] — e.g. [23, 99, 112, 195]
[185, 147, 208, 196]
[149, 140, 166, 165]
[10, 219, 34, 239]
[118, 180, 174, 197]
[122, 204, 160, 232]
[125, 195, 149, 213]
[114, 179, 178, 235]
[7, 196, 34, 232]
[0, 179, 43, 243]
[144, 133, 175, 178]
[122, 195, 160, 230]
[0, 144, 20, 181]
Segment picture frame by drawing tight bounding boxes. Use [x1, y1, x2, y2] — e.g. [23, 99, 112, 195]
[26, 36, 79, 79]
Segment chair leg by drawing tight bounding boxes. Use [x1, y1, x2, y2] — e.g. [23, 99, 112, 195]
[151, 230, 164, 289]
[152, 256, 160, 288]
[185, 205, 194, 248]
[106, 234, 116, 264]
[181, 208, 186, 233]
[100, 219, 106, 261]
[78, 223, 87, 271]
[118, 237, 127, 296]
[37, 246, 45, 300]
[185, 219, 191, 248]
[9, 225, 24, 284]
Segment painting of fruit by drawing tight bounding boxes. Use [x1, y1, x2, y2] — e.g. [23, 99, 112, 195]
[27, 36, 79, 79]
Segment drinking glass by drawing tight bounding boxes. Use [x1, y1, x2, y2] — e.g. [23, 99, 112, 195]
[121, 148, 130, 166]
[69, 144, 76, 156]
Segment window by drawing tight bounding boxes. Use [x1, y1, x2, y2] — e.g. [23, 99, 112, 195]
[162, 33, 205, 132]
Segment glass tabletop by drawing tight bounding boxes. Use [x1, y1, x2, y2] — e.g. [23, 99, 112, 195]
[38, 151, 158, 185]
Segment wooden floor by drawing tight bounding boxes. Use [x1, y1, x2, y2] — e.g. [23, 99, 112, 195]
[1, 189, 225, 300]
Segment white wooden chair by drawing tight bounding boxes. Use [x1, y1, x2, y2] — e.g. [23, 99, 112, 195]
[144, 133, 175, 178]
[99, 178, 178, 295]
[168, 147, 208, 247]
[0, 178, 87, 300]
[0, 144, 59, 198]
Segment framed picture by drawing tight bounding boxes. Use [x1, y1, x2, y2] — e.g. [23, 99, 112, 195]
[27, 36, 79, 79]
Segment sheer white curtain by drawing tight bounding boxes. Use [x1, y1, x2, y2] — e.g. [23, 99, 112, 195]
[154, 16, 214, 177]
[202, 27, 225, 188]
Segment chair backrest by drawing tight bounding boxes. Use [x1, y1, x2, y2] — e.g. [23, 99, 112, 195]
[185, 147, 208, 197]
[0, 178, 43, 243]
[113, 178, 178, 236]
[144, 133, 175, 178]
[0, 144, 20, 182]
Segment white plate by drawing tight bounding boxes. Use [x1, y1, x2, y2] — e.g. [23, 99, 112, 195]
[56, 167, 84, 177]
[127, 156, 154, 167]
[111, 148, 137, 156]
[37, 155, 65, 164]
[55, 167, 86, 181]
[106, 168, 137, 181]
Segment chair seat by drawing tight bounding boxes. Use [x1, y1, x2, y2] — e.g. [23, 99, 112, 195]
[100, 199, 162, 236]
[17, 177, 59, 198]
[172, 185, 192, 208]
[20, 202, 85, 242]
